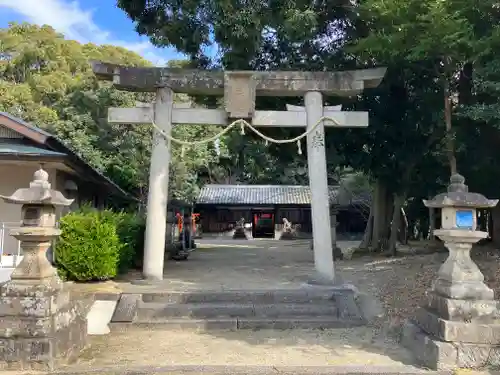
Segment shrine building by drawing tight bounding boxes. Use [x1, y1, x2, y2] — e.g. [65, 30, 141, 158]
[195, 184, 368, 239]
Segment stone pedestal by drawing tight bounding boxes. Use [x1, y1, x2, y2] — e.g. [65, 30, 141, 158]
[279, 230, 296, 240]
[402, 231, 500, 369]
[232, 227, 248, 239]
[0, 230, 88, 370]
[0, 278, 88, 371]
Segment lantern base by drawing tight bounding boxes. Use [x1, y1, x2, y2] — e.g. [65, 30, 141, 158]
[402, 319, 500, 370]
[232, 227, 248, 239]
[402, 291, 500, 369]
[0, 277, 88, 371]
[432, 229, 494, 300]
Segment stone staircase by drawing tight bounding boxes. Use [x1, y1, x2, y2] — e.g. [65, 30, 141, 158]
[116, 288, 367, 330]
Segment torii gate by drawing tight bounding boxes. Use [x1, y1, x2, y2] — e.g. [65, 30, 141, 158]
[92, 64, 386, 283]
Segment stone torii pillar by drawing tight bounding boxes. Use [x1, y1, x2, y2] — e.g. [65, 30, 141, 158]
[93, 62, 386, 283]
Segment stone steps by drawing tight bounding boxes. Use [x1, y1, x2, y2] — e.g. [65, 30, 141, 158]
[128, 316, 364, 330]
[111, 288, 368, 331]
[137, 301, 338, 319]
[141, 289, 337, 304]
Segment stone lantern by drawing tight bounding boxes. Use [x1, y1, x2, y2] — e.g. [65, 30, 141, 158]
[0, 166, 87, 370]
[402, 174, 500, 369]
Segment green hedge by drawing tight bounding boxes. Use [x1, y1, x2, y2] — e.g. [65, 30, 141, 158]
[98, 210, 145, 273]
[55, 207, 145, 282]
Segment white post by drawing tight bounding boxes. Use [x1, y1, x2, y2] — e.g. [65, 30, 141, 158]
[305, 91, 335, 282]
[142, 87, 174, 281]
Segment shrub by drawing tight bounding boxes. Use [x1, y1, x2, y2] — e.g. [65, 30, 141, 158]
[105, 211, 145, 273]
[129, 217, 146, 269]
[55, 210, 122, 281]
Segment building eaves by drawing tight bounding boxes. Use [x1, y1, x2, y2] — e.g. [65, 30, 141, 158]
[196, 184, 340, 205]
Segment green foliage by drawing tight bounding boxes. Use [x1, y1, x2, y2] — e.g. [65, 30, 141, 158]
[0, 22, 154, 202]
[99, 210, 145, 273]
[117, 0, 500, 245]
[0, 22, 307, 205]
[55, 210, 122, 281]
[117, 0, 350, 70]
[64, 205, 145, 274]
[349, 0, 479, 66]
[7, 2, 500, 247]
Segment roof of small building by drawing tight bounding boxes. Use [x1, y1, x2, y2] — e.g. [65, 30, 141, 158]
[196, 184, 341, 205]
[0, 112, 52, 137]
[0, 112, 131, 199]
[0, 143, 67, 157]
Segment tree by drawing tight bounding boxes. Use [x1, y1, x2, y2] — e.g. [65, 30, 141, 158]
[116, 0, 352, 69]
[117, 0, 359, 188]
[0, 22, 155, 199]
[349, 0, 500, 176]
[331, 0, 500, 253]
[0, 23, 226, 204]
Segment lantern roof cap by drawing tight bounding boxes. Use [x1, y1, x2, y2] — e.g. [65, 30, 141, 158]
[0, 166, 73, 206]
[423, 174, 498, 209]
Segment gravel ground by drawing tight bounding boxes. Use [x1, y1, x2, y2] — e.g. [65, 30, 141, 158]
[364, 244, 500, 327]
[65, 325, 417, 372]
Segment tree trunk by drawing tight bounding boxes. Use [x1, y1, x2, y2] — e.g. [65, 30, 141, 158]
[428, 206, 436, 240]
[491, 205, 500, 247]
[458, 62, 473, 106]
[444, 78, 457, 175]
[382, 191, 394, 249]
[372, 179, 388, 250]
[388, 193, 405, 256]
[359, 207, 374, 249]
[360, 179, 394, 251]
[399, 207, 409, 245]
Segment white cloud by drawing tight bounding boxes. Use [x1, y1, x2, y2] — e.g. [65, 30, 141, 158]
[0, 0, 178, 65]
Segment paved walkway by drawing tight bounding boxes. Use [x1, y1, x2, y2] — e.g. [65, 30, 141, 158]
[116, 239, 363, 293]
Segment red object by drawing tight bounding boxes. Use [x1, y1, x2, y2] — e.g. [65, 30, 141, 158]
[253, 213, 274, 225]
[191, 213, 200, 235]
[176, 213, 183, 232]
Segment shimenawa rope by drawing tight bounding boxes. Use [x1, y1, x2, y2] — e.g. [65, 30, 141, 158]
[149, 115, 341, 155]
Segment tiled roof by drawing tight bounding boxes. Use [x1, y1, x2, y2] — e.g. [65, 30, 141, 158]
[196, 185, 340, 205]
[0, 143, 66, 157]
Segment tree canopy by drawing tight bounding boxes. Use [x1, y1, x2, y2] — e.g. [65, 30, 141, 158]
[4, 0, 500, 252]
[0, 22, 310, 206]
[114, 0, 500, 251]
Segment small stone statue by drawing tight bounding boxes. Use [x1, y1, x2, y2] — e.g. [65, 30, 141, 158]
[280, 218, 297, 240]
[237, 217, 245, 228]
[232, 217, 248, 239]
[283, 218, 293, 232]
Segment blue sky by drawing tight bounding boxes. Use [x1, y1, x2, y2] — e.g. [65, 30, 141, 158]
[0, 0, 186, 65]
